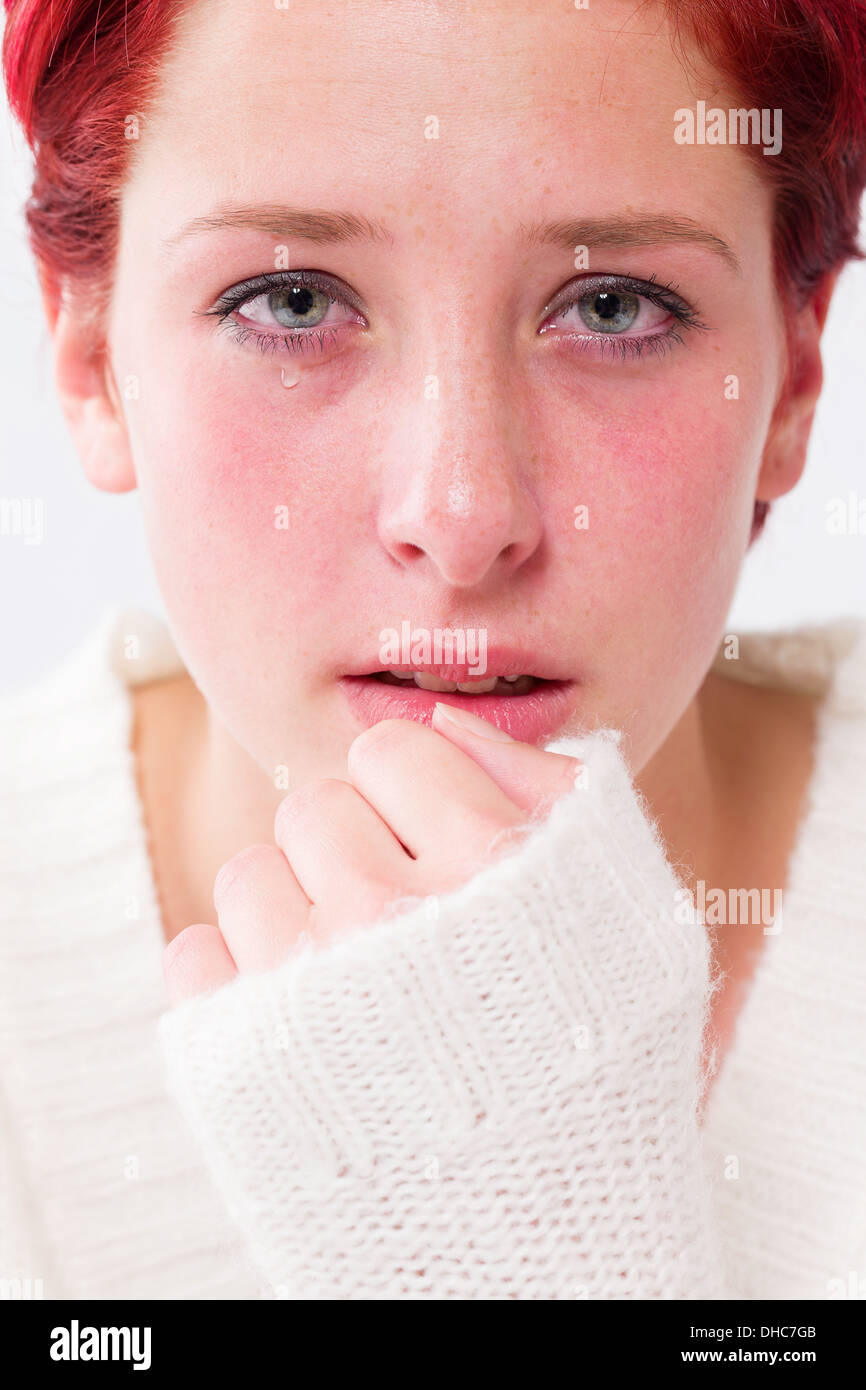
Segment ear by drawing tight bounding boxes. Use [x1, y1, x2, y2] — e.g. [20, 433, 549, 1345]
[756, 270, 838, 504]
[40, 273, 137, 495]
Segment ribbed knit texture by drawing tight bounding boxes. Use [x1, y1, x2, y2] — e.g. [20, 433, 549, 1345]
[159, 728, 725, 1300]
[0, 608, 263, 1300]
[701, 622, 866, 1300]
[1, 607, 864, 1299]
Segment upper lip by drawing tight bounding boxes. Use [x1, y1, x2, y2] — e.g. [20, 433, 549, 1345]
[342, 643, 575, 684]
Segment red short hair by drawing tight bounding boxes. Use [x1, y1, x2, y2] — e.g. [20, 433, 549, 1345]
[4, 0, 865, 542]
[4, 0, 865, 306]
[3, 0, 186, 309]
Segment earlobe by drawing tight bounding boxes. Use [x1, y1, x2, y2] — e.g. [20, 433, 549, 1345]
[75, 394, 138, 494]
[51, 303, 137, 495]
[756, 394, 815, 504]
[755, 273, 836, 504]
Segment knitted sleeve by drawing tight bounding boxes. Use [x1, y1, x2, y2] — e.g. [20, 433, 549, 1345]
[157, 730, 726, 1300]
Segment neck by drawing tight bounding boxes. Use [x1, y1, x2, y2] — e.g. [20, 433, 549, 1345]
[134, 665, 818, 949]
[635, 679, 727, 901]
[132, 673, 282, 944]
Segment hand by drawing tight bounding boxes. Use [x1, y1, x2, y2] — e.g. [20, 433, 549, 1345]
[164, 703, 581, 1005]
[158, 719, 720, 1298]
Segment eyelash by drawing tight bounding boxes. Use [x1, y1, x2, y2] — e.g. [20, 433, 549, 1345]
[203, 269, 707, 361]
[541, 271, 707, 361]
[221, 321, 342, 357]
[203, 270, 362, 357]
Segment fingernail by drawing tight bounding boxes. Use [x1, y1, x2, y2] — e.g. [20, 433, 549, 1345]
[432, 701, 514, 741]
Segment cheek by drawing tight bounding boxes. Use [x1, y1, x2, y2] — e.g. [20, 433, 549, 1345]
[538, 371, 772, 699]
[123, 356, 379, 666]
[594, 399, 757, 587]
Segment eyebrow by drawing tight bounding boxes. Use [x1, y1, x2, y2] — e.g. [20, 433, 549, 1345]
[163, 203, 740, 274]
[162, 204, 394, 251]
[518, 214, 741, 273]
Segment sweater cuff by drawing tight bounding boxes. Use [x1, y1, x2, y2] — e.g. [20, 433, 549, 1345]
[158, 731, 710, 1190]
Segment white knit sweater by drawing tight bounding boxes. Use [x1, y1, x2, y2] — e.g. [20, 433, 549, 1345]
[1, 607, 864, 1300]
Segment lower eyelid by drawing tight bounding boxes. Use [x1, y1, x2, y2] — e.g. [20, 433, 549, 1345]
[539, 318, 676, 346]
[219, 318, 348, 357]
[557, 321, 676, 342]
[555, 326, 687, 362]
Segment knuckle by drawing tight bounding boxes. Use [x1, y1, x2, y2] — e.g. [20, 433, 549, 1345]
[213, 843, 279, 903]
[275, 777, 354, 838]
[164, 921, 210, 969]
[348, 717, 414, 764]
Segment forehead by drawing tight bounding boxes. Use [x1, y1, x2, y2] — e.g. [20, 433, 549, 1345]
[124, 0, 769, 255]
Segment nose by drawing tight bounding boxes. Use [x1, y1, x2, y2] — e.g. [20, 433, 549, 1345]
[376, 357, 544, 590]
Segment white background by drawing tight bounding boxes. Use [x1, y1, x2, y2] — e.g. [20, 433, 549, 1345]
[1, 94, 864, 696]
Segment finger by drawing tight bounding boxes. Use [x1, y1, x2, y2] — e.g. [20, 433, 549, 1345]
[213, 843, 310, 972]
[163, 922, 237, 1006]
[430, 701, 581, 815]
[346, 717, 525, 870]
[274, 778, 415, 929]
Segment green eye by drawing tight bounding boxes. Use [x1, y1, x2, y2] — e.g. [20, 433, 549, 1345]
[267, 285, 332, 329]
[577, 289, 641, 334]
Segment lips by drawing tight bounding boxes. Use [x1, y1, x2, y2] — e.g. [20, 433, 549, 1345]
[338, 639, 581, 744]
[339, 672, 580, 748]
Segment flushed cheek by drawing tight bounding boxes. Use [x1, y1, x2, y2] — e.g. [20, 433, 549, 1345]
[552, 371, 764, 575]
[539, 385, 766, 714]
[125, 362, 378, 663]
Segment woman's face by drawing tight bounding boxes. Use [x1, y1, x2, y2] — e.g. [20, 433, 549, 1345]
[108, 0, 789, 782]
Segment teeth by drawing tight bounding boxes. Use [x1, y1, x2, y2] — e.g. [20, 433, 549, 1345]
[413, 672, 459, 692]
[455, 677, 498, 694]
[379, 669, 537, 696]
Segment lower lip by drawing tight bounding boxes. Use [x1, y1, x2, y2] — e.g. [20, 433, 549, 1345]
[338, 675, 581, 745]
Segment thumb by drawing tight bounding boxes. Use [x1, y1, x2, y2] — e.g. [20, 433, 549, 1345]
[430, 700, 582, 816]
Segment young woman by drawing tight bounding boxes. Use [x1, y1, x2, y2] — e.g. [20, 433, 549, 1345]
[1, 0, 865, 1301]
